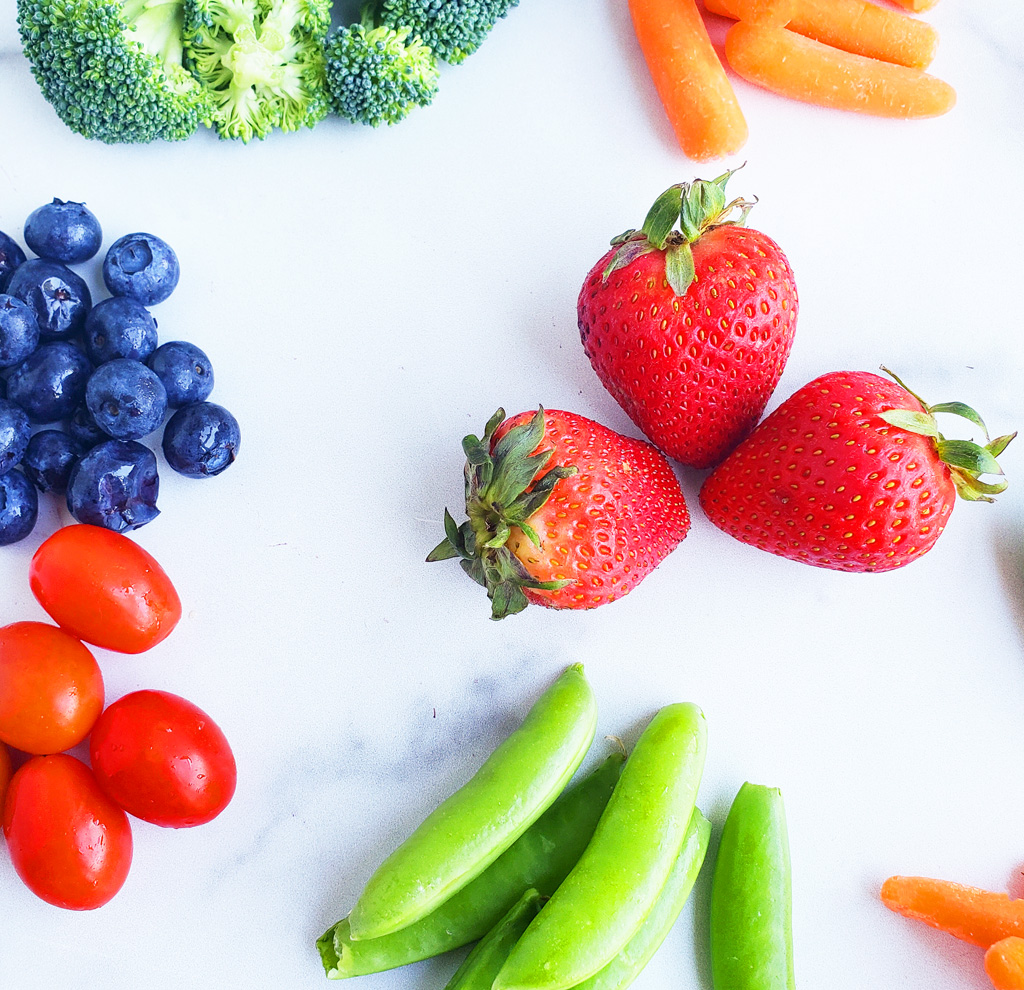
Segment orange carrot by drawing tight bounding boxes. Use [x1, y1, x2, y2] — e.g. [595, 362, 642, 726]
[889, 0, 938, 14]
[986, 938, 1024, 990]
[704, 0, 938, 69]
[724, 22, 955, 118]
[628, 0, 748, 161]
[881, 877, 1024, 948]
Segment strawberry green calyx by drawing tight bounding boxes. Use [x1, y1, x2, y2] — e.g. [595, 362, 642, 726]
[427, 408, 578, 620]
[878, 367, 1016, 502]
[603, 168, 757, 296]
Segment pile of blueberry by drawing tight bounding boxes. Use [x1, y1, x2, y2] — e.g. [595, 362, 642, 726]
[0, 199, 240, 545]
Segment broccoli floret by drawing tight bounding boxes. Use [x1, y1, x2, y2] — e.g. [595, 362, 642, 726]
[16, 0, 212, 143]
[183, 0, 330, 141]
[324, 6, 439, 127]
[378, 0, 519, 65]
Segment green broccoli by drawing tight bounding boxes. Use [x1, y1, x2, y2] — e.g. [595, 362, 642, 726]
[16, 0, 212, 144]
[182, 0, 331, 141]
[377, 0, 520, 65]
[324, 5, 440, 127]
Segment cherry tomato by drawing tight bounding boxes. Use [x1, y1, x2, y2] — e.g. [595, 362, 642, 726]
[0, 621, 104, 754]
[3, 754, 133, 909]
[90, 690, 236, 828]
[0, 743, 11, 810]
[29, 524, 182, 654]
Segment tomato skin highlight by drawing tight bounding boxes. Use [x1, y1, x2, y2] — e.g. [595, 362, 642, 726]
[30, 524, 182, 654]
[0, 621, 104, 754]
[90, 690, 236, 828]
[3, 755, 133, 910]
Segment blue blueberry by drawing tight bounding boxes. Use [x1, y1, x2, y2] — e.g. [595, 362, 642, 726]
[0, 230, 26, 291]
[86, 359, 167, 441]
[66, 439, 159, 532]
[103, 233, 179, 306]
[67, 402, 109, 448]
[0, 398, 31, 474]
[22, 429, 84, 495]
[7, 342, 92, 422]
[148, 341, 213, 408]
[5, 258, 92, 339]
[163, 401, 240, 478]
[24, 199, 103, 264]
[84, 297, 158, 364]
[0, 294, 40, 368]
[0, 469, 38, 545]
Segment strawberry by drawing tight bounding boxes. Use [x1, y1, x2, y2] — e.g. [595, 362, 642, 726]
[578, 170, 798, 469]
[427, 408, 690, 618]
[699, 369, 1015, 572]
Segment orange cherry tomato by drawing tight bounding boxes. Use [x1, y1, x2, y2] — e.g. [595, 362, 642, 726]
[29, 524, 182, 654]
[90, 690, 236, 828]
[0, 622, 104, 754]
[3, 754, 133, 909]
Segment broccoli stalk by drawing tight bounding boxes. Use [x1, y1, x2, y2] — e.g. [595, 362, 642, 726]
[323, 3, 440, 127]
[16, 0, 213, 143]
[378, 0, 520, 65]
[182, 0, 331, 141]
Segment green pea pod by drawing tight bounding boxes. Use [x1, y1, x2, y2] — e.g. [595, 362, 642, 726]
[347, 664, 598, 941]
[710, 782, 795, 990]
[443, 888, 544, 989]
[574, 807, 711, 990]
[494, 702, 708, 990]
[317, 753, 624, 979]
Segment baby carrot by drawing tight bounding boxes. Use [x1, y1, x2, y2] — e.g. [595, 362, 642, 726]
[347, 664, 597, 941]
[704, 0, 938, 70]
[628, 0, 748, 161]
[986, 938, 1024, 990]
[724, 22, 955, 118]
[881, 876, 1024, 947]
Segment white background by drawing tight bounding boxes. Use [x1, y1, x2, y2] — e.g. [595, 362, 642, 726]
[1, 0, 1023, 987]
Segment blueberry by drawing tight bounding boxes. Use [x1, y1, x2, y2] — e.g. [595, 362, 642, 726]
[0, 294, 41, 368]
[5, 258, 91, 339]
[0, 398, 31, 474]
[22, 429, 84, 495]
[67, 439, 159, 532]
[148, 341, 213, 408]
[103, 233, 179, 306]
[8, 342, 92, 423]
[24, 199, 102, 264]
[86, 359, 167, 441]
[67, 402, 109, 448]
[0, 230, 27, 291]
[84, 297, 158, 364]
[163, 401, 240, 478]
[0, 469, 38, 545]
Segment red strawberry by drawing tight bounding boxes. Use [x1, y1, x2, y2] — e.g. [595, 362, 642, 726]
[578, 171, 798, 469]
[699, 369, 1015, 572]
[427, 408, 690, 618]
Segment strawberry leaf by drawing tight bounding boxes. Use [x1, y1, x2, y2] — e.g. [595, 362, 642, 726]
[602, 238, 655, 282]
[936, 439, 1004, 477]
[665, 242, 696, 297]
[878, 409, 939, 438]
[929, 401, 990, 440]
[640, 184, 685, 250]
[987, 432, 1017, 458]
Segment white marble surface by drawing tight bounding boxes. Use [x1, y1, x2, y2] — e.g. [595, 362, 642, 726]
[0, 0, 1023, 987]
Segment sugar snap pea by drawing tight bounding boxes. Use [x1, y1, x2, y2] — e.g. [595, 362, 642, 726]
[317, 753, 624, 979]
[494, 702, 708, 990]
[442, 888, 544, 990]
[710, 782, 795, 990]
[347, 664, 598, 941]
[573, 807, 711, 990]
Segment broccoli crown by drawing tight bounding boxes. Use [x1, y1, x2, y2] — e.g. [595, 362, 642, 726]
[183, 0, 331, 142]
[16, 0, 213, 144]
[378, 0, 519, 65]
[324, 19, 439, 127]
